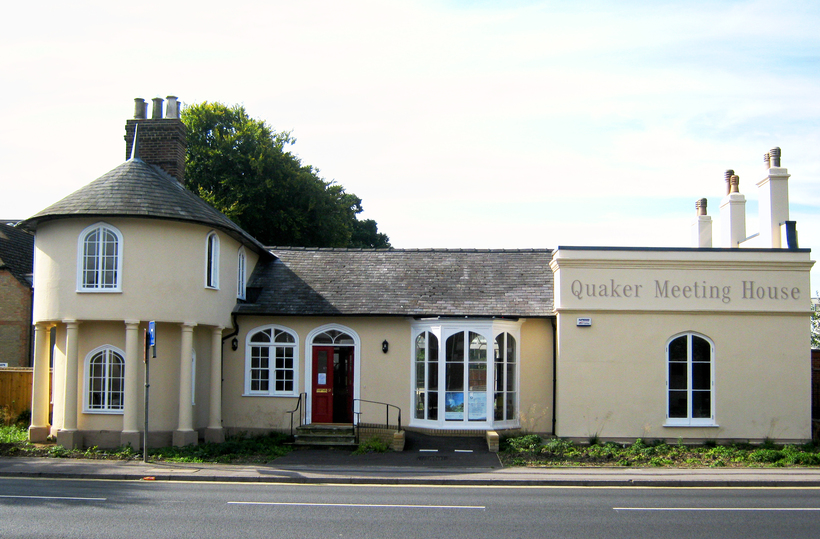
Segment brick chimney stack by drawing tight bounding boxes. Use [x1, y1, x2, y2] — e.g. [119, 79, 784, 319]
[124, 96, 187, 183]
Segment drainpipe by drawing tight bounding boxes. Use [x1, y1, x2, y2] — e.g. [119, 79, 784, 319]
[551, 316, 557, 436]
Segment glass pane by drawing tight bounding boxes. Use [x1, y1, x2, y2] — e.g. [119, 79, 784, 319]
[494, 335, 501, 362]
[415, 334, 426, 362]
[506, 363, 515, 392]
[415, 363, 425, 388]
[468, 391, 486, 421]
[415, 391, 425, 419]
[274, 330, 294, 343]
[446, 333, 464, 363]
[468, 362, 486, 391]
[313, 332, 333, 344]
[668, 363, 686, 390]
[669, 336, 687, 362]
[506, 392, 516, 420]
[692, 391, 711, 418]
[668, 391, 687, 418]
[495, 362, 503, 391]
[250, 329, 271, 343]
[427, 391, 438, 420]
[317, 351, 327, 374]
[429, 361, 438, 388]
[429, 333, 438, 361]
[692, 363, 710, 390]
[494, 392, 503, 421]
[445, 391, 464, 421]
[469, 332, 486, 362]
[507, 335, 516, 363]
[445, 362, 463, 391]
[692, 336, 710, 362]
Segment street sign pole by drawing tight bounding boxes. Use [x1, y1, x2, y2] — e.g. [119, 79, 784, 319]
[144, 321, 156, 464]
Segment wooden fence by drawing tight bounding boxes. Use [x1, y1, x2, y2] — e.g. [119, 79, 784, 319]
[0, 367, 51, 422]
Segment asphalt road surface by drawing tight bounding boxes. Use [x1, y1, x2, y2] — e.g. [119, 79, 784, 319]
[1, 477, 819, 538]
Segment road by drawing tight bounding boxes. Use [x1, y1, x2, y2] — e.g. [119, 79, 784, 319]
[1, 477, 819, 538]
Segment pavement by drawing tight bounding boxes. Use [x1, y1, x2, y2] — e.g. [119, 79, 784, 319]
[2, 432, 820, 487]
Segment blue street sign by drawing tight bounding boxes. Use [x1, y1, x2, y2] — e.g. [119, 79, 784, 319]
[148, 321, 156, 347]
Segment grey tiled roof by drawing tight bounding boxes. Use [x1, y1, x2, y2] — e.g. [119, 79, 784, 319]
[21, 159, 268, 255]
[236, 248, 554, 317]
[0, 222, 34, 286]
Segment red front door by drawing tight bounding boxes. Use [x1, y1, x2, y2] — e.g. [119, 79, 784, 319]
[312, 346, 335, 423]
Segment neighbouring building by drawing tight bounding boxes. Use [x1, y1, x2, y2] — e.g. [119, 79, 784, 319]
[20, 97, 816, 449]
[0, 221, 34, 367]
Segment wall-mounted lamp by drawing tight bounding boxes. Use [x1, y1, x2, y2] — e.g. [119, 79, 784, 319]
[382, 340, 389, 353]
[231, 337, 239, 351]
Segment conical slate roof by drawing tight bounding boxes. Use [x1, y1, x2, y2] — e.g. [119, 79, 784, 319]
[22, 159, 268, 255]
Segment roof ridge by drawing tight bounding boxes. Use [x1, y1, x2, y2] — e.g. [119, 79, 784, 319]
[266, 247, 553, 253]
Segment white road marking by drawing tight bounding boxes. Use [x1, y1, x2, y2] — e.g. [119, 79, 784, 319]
[454, 450, 473, 453]
[0, 495, 106, 501]
[418, 449, 438, 452]
[615, 507, 820, 511]
[228, 501, 485, 510]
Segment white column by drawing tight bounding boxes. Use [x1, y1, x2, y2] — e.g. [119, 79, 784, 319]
[205, 326, 225, 443]
[720, 175, 746, 248]
[28, 322, 51, 442]
[120, 320, 142, 449]
[173, 322, 198, 446]
[56, 321, 83, 448]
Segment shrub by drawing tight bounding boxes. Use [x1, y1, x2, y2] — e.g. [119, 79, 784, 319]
[748, 449, 784, 463]
[353, 436, 389, 455]
[504, 434, 543, 452]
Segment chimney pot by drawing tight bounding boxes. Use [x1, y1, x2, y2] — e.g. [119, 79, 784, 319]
[764, 152, 771, 169]
[151, 97, 164, 119]
[724, 169, 734, 195]
[696, 198, 707, 216]
[770, 147, 781, 167]
[134, 98, 147, 119]
[165, 96, 180, 118]
[729, 174, 740, 194]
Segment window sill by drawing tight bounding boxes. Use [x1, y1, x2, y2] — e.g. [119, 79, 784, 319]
[242, 393, 298, 398]
[663, 422, 719, 428]
[83, 409, 124, 415]
[76, 289, 122, 294]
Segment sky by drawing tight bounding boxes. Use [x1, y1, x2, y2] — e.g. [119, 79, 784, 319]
[1, 0, 818, 293]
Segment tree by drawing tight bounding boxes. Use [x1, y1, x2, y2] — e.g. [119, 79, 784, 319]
[182, 102, 390, 248]
[812, 295, 819, 349]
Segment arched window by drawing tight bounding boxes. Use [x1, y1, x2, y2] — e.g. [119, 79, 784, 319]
[237, 247, 246, 300]
[667, 333, 714, 426]
[414, 331, 439, 421]
[493, 332, 517, 422]
[205, 231, 220, 289]
[244, 325, 298, 396]
[84, 346, 125, 413]
[77, 223, 122, 292]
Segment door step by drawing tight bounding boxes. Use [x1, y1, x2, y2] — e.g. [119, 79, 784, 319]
[294, 424, 357, 447]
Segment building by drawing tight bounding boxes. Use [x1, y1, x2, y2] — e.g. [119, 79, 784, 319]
[0, 221, 34, 367]
[21, 97, 816, 449]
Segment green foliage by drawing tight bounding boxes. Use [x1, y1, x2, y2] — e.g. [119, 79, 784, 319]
[353, 436, 390, 455]
[182, 102, 390, 248]
[0, 424, 27, 444]
[499, 435, 820, 468]
[150, 431, 290, 463]
[811, 297, 819, 348]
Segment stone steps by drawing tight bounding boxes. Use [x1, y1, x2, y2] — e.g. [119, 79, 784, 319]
[294, 424, 357, 447]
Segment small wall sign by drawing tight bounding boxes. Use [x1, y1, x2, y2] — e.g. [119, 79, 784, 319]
[576, 317, 592, 327]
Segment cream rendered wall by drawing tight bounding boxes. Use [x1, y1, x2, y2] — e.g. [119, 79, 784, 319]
[32, 217, 258, 327]
[222, 316, 555, 434]
[551, 247, 815, 443]
[518, 318, 554, 434]
[222, 316, 412, 432]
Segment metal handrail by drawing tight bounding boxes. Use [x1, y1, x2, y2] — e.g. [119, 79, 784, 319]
[286, 392, 307, 440]
[353, 398, 402, 444]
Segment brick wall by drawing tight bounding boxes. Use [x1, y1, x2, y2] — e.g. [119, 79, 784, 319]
[0, 271, 32, 367]
[124, 118, 187, 183]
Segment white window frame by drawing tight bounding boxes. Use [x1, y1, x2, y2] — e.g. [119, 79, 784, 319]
[77, 222, 123, 292]
[237, 246, 246, 300]
[410, 319, 521, 430]
[82, 345, 125, 414]
[205, 231, 220, 289]
[244, 325, 299, 397]
[664, 332, 716, 427]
